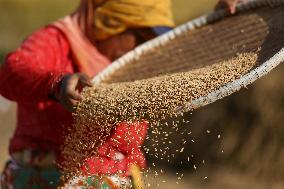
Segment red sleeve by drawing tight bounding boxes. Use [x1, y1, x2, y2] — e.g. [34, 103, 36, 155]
[0, 26, 72, 102]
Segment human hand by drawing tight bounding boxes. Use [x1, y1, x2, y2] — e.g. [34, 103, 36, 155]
[59, 73, 93, 112]
[215, 0, 245, 14]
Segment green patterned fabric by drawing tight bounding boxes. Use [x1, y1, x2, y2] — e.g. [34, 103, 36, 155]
[1, 161, 61, 189]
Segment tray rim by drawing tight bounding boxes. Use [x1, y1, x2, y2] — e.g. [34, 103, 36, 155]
[92, 0, 284, 112]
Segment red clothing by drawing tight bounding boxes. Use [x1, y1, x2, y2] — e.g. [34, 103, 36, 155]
[82, 121, 148, 175]
[0, 25, 150, 176]
[0, 26, 76, 154]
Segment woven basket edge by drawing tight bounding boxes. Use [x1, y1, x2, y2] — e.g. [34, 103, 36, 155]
[91, 0, 284, 113]
[92, 0, 284, 84]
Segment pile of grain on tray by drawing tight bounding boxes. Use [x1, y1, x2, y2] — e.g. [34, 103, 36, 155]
[60, 52, 258, 177]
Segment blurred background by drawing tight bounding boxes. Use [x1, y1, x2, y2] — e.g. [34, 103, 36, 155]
[0, 0, 283, 188]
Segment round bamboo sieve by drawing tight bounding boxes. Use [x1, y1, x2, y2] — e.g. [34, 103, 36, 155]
[62, 0, 284, 188]
[92, 0, 284, 113]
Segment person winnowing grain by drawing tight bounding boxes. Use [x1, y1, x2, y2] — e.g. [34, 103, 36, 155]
[0, 0, 242, 188]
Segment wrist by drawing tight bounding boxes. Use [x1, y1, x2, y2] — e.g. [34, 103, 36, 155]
[48, 72, 70, 101]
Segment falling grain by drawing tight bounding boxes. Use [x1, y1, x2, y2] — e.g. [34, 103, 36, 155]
[61, 52, 258, 182]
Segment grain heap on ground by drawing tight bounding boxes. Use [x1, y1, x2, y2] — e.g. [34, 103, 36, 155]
[61, 52, 258, 177]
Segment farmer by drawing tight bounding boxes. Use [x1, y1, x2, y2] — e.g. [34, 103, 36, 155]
[0, 0, 242, 188]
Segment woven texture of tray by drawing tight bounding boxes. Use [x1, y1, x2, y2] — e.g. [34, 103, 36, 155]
[63, 1, 284, 187]
[92, 0, 284, 111]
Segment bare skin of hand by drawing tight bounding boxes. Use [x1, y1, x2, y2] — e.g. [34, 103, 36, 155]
[59, 73, 93, 112]
[58, 32, 136, 112]
[216, 0, 245, 14]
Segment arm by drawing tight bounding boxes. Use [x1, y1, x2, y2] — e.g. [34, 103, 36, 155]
[0, 26, 71, 102]
[0, 26, 92, 111]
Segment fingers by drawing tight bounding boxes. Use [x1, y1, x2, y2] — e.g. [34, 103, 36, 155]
[229, 0, 245, 14]
[228, 0, 238, 14]
[66, 89, 82, 101]
[216, 0, 243, 14]
[66, 98, 79, 112]
[78, 73, 93, 88]
[59, 73, 93, 112]
[63, 75, 82, 101]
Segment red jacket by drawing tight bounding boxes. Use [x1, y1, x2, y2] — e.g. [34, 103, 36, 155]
[0, 26, 76, 154]
[0, 26, 149, 174]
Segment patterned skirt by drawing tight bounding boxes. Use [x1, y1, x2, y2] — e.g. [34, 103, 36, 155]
[1, 150, 61, 189]
[1, 150, 144, 189]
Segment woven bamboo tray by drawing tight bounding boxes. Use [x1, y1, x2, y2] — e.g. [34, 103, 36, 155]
[92, 0, 284, 113]
[64, 1, 284, 188]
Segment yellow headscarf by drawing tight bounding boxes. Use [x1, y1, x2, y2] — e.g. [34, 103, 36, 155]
[93, 0, 175, 40]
